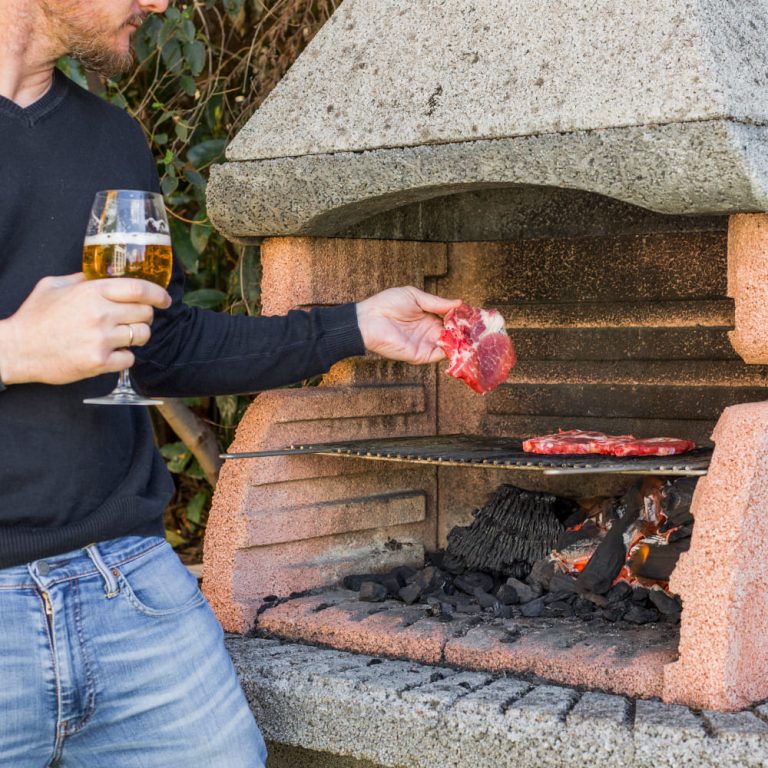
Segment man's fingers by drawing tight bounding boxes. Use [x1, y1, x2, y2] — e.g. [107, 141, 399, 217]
[111, 322, 151, 349]
[96, 278, 172, 309]
[104, 348, 136, 373]
[409, 288, 462, 316]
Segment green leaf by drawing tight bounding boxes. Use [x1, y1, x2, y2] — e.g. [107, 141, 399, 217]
[183, 169, 206, 189]
[161, 173, 179, 197]
[186, 491, 208, 526]
[161, 38, 183, 73]
[183, 288, 226, 310]
[164, 6, 181, 22]
[181, 19, 196, 43]
[169, 218, 199, 274]
[190, 221, 211, 254]
[160, 441, 191, 473]
[179, 75, 197, 97]
[187, 139, 226, 169]
[165, 528, 187, 547]
[174, 122, 189, 141]
[184, 40, 206, 76]
[154, 132, 169, 145]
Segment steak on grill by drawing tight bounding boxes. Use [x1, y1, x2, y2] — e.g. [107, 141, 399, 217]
[437, 304, 516, 394]
[523, 429, 695, 456]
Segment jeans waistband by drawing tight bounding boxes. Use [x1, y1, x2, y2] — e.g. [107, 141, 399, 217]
[0, 536, 166, 589]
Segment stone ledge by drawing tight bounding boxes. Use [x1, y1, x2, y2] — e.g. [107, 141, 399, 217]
[226, 635, 768, 768]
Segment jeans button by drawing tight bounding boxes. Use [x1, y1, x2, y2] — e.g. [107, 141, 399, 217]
[37, 560, 50, 576]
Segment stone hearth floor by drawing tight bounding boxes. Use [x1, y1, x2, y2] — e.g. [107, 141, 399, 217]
[255, 589, 678, 700]
[226, 635, 768, 768]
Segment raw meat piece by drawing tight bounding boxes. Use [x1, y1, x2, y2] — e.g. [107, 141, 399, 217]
[522, 429, 632, 455]
[437, 304, 516, 394]
[523, 429, 695, 457]
[611, 437, 696, 457]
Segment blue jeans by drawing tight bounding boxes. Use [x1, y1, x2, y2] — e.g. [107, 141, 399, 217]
[0, 536, 267, 767]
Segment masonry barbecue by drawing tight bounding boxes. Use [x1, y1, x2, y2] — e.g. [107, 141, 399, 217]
[203, 0, 768, 717]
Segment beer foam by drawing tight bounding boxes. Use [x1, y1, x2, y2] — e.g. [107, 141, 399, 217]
[84, 232, 171, 246]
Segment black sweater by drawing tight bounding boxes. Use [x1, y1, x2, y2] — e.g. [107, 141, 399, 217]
[0, 70, 365, 568]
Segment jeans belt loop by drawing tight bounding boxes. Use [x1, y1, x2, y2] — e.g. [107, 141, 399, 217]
[84, 544, 119, 598]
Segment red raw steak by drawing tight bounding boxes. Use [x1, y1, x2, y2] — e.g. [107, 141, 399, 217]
[523, 429, 695, 457]
[611, 437, 696, 457]
[437, 304, 516, 394]
[522, 429, 633, 455]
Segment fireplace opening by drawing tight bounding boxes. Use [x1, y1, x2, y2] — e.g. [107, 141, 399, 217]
[252, 469, 696, 701]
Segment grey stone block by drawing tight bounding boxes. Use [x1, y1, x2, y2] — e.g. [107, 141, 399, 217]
[226, 638, 768, 768]
[209, 0, 768, 239]
[208, 123, 768, 242]
[634, 699, 713, 768]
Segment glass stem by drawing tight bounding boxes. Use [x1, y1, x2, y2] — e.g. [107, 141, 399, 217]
[116, 369, 133, 392]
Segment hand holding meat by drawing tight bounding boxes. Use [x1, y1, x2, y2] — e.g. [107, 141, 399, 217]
[0, 273, 171, 385]
[356, 286, 461, 364]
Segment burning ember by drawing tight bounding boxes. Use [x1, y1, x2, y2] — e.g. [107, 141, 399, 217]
[343, 477, 695, 626]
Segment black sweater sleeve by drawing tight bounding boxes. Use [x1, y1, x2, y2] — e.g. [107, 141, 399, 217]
[130, 128, 366, 397]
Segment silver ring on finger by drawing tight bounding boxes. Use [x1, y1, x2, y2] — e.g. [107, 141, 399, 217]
[126, 323, 134, 347]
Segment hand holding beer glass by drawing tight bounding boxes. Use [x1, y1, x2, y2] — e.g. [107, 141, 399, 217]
[82, 190, 173, 405]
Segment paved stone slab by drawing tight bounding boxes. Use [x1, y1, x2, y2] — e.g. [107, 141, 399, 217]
[226, 637, 768, 768]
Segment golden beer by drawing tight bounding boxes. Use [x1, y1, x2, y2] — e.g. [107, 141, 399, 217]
[83, 232, 173, 288]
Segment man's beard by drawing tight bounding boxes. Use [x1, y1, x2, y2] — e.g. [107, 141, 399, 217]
[42, 4, 146, 77]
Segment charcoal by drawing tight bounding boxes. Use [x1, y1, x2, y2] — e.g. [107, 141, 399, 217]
[343, 573, 382, 591]
[601, 605, 626, 623]
[495, 584, 520, 605]
[465, 571, 495, 592]
[445, 486, 564, 577]
[556, 519, 602, 551]
[473, 588, 497, 610]
[661, 477, 697, 530]
[548, 572, 581, 595]
[668, 525, 693, 543]
[544, 590, 573, 605]
[624, 605, 660, 625]
[425, 551, 445, 569]
[441, 553, 465, 575]
[526, 559, 556, 591]
[544, 600, 574, 618]
[663, 611, 682, 625]
[391, 565, 418, 585]
[607, 582, 633, 604]
[577, 484, 642, 594]
[359, 581, 388, 602]
[398, 582, 422, 605]
[506, 576, 540, 604]
[648, 588, 683, 616]
[427, 601, 453, 622]
[520, 597, 546, 618]
[631, 586, 650, 604]
[382, 576, 402, 596]
[574, 597, 596, 617]
[493, 601, 515, 619]
[629, 544, 683, 581]
[407, 566, 445, 592]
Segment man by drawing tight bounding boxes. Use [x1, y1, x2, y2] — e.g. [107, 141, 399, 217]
[0, 1, 460, 765]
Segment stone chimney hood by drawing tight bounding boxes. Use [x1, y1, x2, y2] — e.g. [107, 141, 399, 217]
[207, 0, 768, 241]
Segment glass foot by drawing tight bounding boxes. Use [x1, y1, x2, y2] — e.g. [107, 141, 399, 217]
[83, 391, 163, 406]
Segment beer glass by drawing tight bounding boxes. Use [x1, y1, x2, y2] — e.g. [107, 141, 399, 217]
[82, 190, 173, 405]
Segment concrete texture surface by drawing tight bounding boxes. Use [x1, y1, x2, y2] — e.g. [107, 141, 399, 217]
[665, 402, 768, 711]
[208, 122, 768, 240]
[227, 636, 768, 768]
[225, 0, 768, 161]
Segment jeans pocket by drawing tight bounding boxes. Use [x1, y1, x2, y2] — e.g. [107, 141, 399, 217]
[114, 541, 206, 617]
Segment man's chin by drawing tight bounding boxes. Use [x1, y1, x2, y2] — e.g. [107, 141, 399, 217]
[73, 48, 135, 78]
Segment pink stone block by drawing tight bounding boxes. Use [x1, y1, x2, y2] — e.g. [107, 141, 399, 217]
[259, 596, 450, 664]
[445, 625, 674, 701]
[664, 402, 768, 711]
[728, 213, 768, 363]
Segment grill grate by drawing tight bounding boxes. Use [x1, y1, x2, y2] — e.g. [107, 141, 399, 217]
[221, 434, 712, 476]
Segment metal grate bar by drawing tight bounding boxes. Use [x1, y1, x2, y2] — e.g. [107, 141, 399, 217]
[221, 435, 712, 476]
